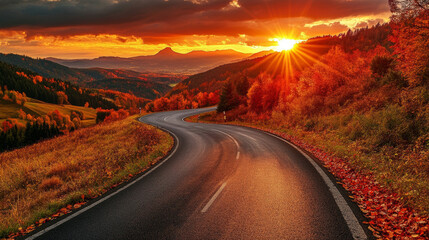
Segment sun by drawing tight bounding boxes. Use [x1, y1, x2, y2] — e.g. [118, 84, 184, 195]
[275, 39, 298, 52]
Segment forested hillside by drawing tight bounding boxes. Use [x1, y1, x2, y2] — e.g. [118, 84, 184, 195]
[0, 54, 181, 99]
[0, 62, 116, 109]
[168, 36, 338, 98]
[86, 78, 171, 99]
[0, 61, 148, 151]
[156, 26, 389, 112]
[196, 4, 429, 237]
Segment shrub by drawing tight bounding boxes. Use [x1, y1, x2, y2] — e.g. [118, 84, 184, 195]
[40, 177, 62, 190]
[96, 109, 129, 123]
[47, 164, 70, 177]
[371, 55, 394, 78]
[380, 69, 408, 87]
[96, 109, 111, 123]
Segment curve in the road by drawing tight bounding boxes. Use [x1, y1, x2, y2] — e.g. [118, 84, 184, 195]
[23, 107, 369, 240]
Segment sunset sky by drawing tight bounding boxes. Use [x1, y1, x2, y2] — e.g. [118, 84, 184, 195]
[0, 0, 391, 59]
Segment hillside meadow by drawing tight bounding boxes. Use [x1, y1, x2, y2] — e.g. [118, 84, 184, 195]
[0, 116, 173, 238]
[0, 98, 97, 127]
[191, 109, 429, 238]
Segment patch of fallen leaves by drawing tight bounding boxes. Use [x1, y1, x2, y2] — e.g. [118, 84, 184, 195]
[5, 203, 84, 239]
[224, 121, 429, 239]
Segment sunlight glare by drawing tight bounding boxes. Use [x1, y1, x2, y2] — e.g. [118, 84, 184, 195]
[275, 39, 298, 52]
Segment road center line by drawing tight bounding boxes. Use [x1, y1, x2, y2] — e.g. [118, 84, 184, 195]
[201, 182, 227, 213]
[237, 132, 257, 141]
[212, 129, 239, 149]
[265, 132, 367, 240]
[236, 151, 240, 160]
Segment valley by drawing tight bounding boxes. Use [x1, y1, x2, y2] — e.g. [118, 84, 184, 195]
[0, 1, 428, 239]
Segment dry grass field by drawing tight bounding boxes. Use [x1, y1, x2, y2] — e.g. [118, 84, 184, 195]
[0, 116, 173, 237]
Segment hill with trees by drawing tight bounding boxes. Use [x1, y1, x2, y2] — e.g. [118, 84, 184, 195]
[194, 3, 429, 238]
[0, 61, 148, 152]
[0, 53, 182, 99]
[86, 78, 171, 100]
[157, 35, 338, 111]
[170, 36, 338, 95]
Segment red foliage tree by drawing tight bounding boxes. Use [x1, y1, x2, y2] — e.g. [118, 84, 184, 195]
[389, 5, 428, 86]
[2, 121, 13, 133]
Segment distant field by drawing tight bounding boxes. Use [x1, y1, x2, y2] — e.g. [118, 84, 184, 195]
[0, 98, 97, 127]
[0, 116, 173, 238]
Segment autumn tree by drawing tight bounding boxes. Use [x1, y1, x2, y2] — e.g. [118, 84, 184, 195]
[247, 74, 281, 114]
[153, 97, 170, 112]
[389, 0, 429, 86]
[217, 80, 240, 112]
[145, 102, 154, 112]
[96, 109, 111, 123]
[2, 121, 13, 133]
[235, 75, 250, 96]
[57, 91, 69, 105]
[18, 109, 26, 120]
[196, 92, 209, 107]
[207, 91, 220, 106]
[285, 47, 373, 116]
[247, 79, 264, 114]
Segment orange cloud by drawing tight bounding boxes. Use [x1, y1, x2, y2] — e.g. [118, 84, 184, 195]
[0, 0, 391, 58]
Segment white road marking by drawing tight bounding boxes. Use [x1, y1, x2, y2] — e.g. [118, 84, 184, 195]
[236, 132, 257, 141]
[236, 151, 240, 160]
[201, 182, 227, 213]
[25, 118, 180, 240]
[264, 132, 367, 240]
[212, 129, 240, 149]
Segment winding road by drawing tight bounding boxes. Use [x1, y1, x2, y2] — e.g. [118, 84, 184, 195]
[25, 107, 369, 240]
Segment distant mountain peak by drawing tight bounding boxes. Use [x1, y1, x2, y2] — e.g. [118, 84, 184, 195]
[155, 47, 180, 56]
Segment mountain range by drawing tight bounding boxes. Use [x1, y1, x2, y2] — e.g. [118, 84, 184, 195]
[0, 53, 184, 99]
[47, 48, 260, 74]
[0, 41, 325, 100]
[168, 36, 337, 96]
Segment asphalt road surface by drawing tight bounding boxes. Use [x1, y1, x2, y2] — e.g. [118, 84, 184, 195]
[25, 108, 368, 240]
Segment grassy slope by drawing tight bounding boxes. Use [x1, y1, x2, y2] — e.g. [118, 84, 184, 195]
[0, 116, 173, 237]
[190, 111, 429, 238]
[194, 111, 429, 215]
[0, 98, 97, 127]
[196, 112, 429, 215]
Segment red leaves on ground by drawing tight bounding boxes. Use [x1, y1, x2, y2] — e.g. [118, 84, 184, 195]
[225, 122, 429, 239]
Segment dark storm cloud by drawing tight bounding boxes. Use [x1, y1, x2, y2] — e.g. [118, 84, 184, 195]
[0, 0, 230, 28]
[0, 0, 390, 37]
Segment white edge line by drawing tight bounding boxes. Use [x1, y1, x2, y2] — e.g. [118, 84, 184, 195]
[264, 131, 367, 240]
[26, 118, 180, 240]
[201, 182, 227, 213]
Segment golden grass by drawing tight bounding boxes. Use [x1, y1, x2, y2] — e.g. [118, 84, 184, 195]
[0, 98, 97, 126]
[40, 177, 63, 190]
[0, 116, 173, 237]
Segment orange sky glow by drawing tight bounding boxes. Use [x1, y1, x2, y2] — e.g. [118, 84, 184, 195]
[0, 0, 391, 59]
